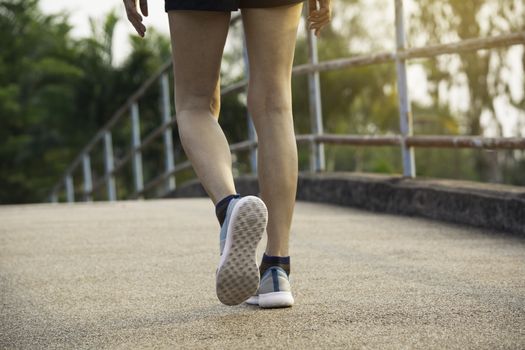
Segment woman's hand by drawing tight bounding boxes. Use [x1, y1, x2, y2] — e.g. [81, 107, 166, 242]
[123, 0, 148, 37]
[307, 0, 331, 37]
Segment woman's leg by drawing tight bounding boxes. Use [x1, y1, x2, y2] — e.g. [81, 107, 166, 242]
[168, 11, 236, 205]
[241, 4, 303, 257]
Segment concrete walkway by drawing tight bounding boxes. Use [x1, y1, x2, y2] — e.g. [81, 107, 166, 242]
[1, 199, 524, 349]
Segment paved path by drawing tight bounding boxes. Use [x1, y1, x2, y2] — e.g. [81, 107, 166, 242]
[1, 199, 524, 349]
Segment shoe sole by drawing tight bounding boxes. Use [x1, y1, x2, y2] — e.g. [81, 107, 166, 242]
[245, 295, 259, 305]
[258, 291, 294, 308]
[216, 196, 267, 306]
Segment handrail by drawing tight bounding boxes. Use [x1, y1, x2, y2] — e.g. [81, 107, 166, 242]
[292, 31, 525, 75]
[297, 134, 525, 149]
[49, 1, 525, 203]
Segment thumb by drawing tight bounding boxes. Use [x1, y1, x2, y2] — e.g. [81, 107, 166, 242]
[140, 0, 148, 16]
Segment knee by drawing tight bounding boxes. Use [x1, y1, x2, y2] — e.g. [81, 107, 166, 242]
[175, 91, 221, 119]
[246, 82, 292, 119]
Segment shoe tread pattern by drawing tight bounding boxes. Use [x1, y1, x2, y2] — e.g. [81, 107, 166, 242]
[216, 197, 267, 305]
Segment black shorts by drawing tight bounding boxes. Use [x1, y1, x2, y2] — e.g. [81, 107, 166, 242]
[165, 0, 304, 12]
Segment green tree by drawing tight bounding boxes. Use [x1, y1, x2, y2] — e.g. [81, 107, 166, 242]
[0, 0, 81, 202]
[409, 0, 525, 183]
[0, 0, 172, 203]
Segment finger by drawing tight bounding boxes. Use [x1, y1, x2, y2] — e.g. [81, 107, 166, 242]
[136, 27, 146, 37]
[309, 22, 327, 32]
[123, 0, 146, 37]
[124, 0, 143, 22]
[309, 18, 329, 26]
[128, 10, 143, 23]
[309, 20, 329, 32]
[140, 0, 148, 16]
[319, 0, 331, 23]
[309, 7, 329, 18]
[129, 15, 146, 36]
[307, 9, 330, 19]
[308, 14, 330, 23]
[127, 13, 145, 35]
[308, 17, 329, 29]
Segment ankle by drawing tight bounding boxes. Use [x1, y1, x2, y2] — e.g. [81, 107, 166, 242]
[264, 247, 289, 257]
[215, 193, 240, 226]
[259, 253, 290, 276]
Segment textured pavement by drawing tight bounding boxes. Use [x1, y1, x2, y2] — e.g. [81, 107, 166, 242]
[1, 199, 524, 349]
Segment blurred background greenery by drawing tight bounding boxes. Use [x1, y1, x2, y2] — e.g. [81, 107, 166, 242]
[1, 0, 524, 203]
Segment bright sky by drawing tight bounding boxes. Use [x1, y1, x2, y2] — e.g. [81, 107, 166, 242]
[40, 0, 171, 64]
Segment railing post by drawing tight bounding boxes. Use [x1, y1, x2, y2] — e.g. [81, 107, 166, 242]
[242, 35, 258, 174]
[160, 73, 176, 192]
[82, 153, 93, 202]
[305, 5, 326, 172]
[103, 131, 117, 201]
[131, 103, 144, 197]
[65, 175, 74, 203]
[395, 0, 416, 177]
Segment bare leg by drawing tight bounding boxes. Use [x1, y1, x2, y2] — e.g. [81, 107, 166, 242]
[241, 4, 303, 256]
[168, 11, 236, 205]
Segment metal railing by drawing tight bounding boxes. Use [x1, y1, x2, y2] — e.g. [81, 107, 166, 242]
[49, 0, 525, 203]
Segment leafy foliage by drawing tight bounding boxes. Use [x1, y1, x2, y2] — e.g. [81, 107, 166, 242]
[0, 0, 170, 203]
[409, 0, 525, 182]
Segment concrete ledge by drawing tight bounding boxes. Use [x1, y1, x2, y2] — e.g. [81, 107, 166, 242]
[165, 172, 525, 236]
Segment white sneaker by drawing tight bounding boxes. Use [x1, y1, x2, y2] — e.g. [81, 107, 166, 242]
[246, 266, 294, 308]
[216, 196, 267, 306]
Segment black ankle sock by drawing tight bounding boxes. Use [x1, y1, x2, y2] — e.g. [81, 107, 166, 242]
[215, 194, 240, 226]
[259, 253, 290, 276]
